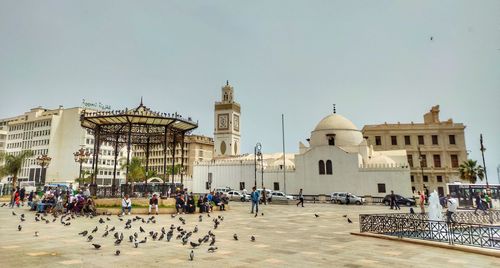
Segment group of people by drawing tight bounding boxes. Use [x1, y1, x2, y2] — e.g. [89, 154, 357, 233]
[22, 186, 97, 215]
[474, 191, 492, 215]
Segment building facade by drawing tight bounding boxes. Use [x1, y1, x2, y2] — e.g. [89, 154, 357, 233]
[214, 81, 241, 157]
[0, 106, 128, 186]
[362, 105, 468, 196]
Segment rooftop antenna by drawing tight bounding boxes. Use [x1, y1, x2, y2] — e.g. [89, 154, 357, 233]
[333, 104, 336, 114]
[226, 80, 229, 86]
[140, 96, 143, 106]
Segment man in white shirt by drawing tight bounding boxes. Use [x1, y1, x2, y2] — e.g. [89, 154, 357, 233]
[122, 194, 132, 215]
[446, 194, 458, 224]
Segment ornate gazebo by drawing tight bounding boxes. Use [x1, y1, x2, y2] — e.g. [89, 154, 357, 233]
[80, 99, 198, 196]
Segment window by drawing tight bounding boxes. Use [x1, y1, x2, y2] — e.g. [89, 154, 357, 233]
[325, 160, 333, 174]
[437, 187, 444, 197]
[423, 175, 428, 182]
[328, 136, 335, 146]
[377, 183, 386, 193]
[433, 154, 441, 168]
[432, 135, 438, 145]
[391, 136, 397, 145]
[420, 154, 427, 167]
[239, 182, 245, 191]
[404, 135, 411, 145]
[318, 160, 325, 175]
[375, 136, 381, 146]
[407, 155, 413, 167]
[410, 175, 414, 182]
[273, 182, 279, 191]
[451, 154, 459, 168]
[437, 175, 443, 182]
[449, 135, 456, 145]
[418, 135, 424, 145]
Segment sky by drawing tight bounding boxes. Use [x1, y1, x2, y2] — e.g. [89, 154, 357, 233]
[0, 1, 499, 183]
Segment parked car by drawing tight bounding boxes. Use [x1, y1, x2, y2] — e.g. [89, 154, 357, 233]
[226, 190, 250, 202]
[330, 192, 365, 205]
[382, 194, 416, 206]
[214, 187, 232, 193]
[270, 191, 294, 201]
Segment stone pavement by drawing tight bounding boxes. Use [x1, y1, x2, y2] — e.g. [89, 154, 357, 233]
[0, 202, 498, 268]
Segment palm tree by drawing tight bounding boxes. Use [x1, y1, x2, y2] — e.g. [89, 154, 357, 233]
[120, 157, 145, 184]
[75, 170, 92, 185]
[0, 150, 34, 189]
[458, 159, 485, 184]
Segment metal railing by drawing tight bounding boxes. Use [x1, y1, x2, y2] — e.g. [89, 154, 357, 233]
[360, 212, 500, 250]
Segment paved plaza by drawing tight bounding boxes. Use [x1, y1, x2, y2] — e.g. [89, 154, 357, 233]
[0, 202, 498, 268]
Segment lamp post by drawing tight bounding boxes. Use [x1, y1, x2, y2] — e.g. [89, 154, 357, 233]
[254, 143, 262, 188]
[479, 134, 488, 188]
[74, 147, 91, 184]
[417, 146, 425, 192]
[36, 154, 52, 187]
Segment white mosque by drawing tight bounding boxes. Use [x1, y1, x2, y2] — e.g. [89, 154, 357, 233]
[192, 83, 412, 197]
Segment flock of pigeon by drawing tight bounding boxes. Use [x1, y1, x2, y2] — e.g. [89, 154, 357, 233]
[4, 202, 354, 262]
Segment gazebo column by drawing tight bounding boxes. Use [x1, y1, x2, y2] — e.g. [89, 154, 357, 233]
[145, 136, 150, 195]
[91, 126, 101, 196]
[112, 134, 119, 196]
[180, 131, 185, 186]
[171, 133, 176, 185]
[125, 123, 132, 195]
[163, 126, 168, 194]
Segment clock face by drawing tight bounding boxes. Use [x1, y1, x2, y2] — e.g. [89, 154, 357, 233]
[233, 114, 239, 131]
[218, 114, 229, 130]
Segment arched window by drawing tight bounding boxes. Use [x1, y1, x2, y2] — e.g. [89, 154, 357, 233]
[319, 160, 325, 175]
[326, 160, 333, 174]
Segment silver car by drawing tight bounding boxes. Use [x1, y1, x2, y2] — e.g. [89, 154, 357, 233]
[226, 190, 250, 202]
[270, 191, 294, 201]
[331, 192, 365, 205]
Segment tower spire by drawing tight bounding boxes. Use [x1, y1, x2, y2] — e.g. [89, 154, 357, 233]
[226, 80, 229, 86]
[140, 96, 143, 106]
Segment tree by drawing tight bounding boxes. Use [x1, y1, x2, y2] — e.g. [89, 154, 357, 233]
[75, 170, 92, 185]
[120, 157, 145, 183]
[458, 159, 485, 184]
[0, 150, 34, 189]
[166, 164, 182, 175]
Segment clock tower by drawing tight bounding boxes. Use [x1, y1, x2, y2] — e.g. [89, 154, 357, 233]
[214, 81, 241, 157]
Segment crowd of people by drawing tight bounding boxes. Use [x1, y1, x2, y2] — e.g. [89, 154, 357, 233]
[9, 185, 97, 215]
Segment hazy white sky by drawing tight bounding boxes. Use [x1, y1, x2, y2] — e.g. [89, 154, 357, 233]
[1, 1, 499, 183]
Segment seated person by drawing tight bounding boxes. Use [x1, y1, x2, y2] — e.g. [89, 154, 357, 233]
[197, 195, 205, 213]
[83, 198, 96, 215]
[121, 195, 132, 215]
[149, 194, 159, 215]
[214, 194, 225, 211]
[175, 195, 185, 214]
[186, 196, 195, 214]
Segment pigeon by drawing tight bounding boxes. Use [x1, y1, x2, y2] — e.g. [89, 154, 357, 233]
[158, 233, 164, 241]
[92, 226, 98, 233]
[87, 235, 94, 242]
[208, 246, 217, 253]
[233, 234, 238, 240]
[315, 214, 319, 218]
[12, 211, 17, 216]
[119, 218, 124, 221]
[190, 241, 200, 248]
[139, 226, 145, 233]
[171, 214, 176, 218]
[207, 213, 211, 218]
[189, 250, 194, 261]
[102, 231, 109, 237]
[120, 232, 124, 241]
[51, 218, 55, 222]
[114, 232, 119, 239]
[34, 231, 39, 237]
[99, 218, 105, 224]
[410, 208, 415, 214]
[251, 235, 256, 242]
[21, 218, 26, 222]
[21, 213, 25, 218]
[342, 215, 347, 218]
[254, 213, 258, 218]
[347, 218, 353, 224]
[65, 222, 71, 226]
[114, 239, 122, 246]
[134, 242, 138, 248]
[115, 250, 120, 256]
[182, 237, 188, 245]
[138, 237, 147, 244]
[193, 226, 199, 233]
[166, 232, 173, 242]
[129, 235, 134, 242]
[209, 237, 216, 246]
[134, 232, 138, 239]
[109, 226, 116, 232]
[199, 215, 202, 222]
[18, 225, 22, 231]
[92, 243, 101, 249]
[35, 217, 40, 222]
[45, 220, 50, 224]
[106, 217, 111, 221]
[261, 213, 264, 216]
[161, 227, 166, 234]
[430, 36, 434, 41]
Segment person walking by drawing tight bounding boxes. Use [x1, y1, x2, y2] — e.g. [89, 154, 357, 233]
[19, 187, 26, 206]
[474, 192, 487, 215]
[418, 191, 425, 214]
[296, 189, 304, 207]
[262, 187, 267, 205]
[446, 194, 458, 224]
[390, 191, 400, 210]
[250, 187, 260, 214]
[149, 194, 159, 215]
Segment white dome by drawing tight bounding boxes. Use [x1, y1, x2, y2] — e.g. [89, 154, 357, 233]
[314, 114, 358, 131]
[309, 113, 363, 147]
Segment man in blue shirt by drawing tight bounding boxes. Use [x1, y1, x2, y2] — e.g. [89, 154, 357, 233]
[251, 186, 260, 214]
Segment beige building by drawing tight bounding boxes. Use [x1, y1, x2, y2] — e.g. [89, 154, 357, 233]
[362, 105, 468, 196]
[133, 134, 214, 181]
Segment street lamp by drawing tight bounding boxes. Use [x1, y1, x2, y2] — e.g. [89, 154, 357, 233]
[417, 146, 425, 192]
[254, 143, 262, 188]
[74, 147, 91, 184]
[479, 134, 489, 188]
[36, 154, 52, 187]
